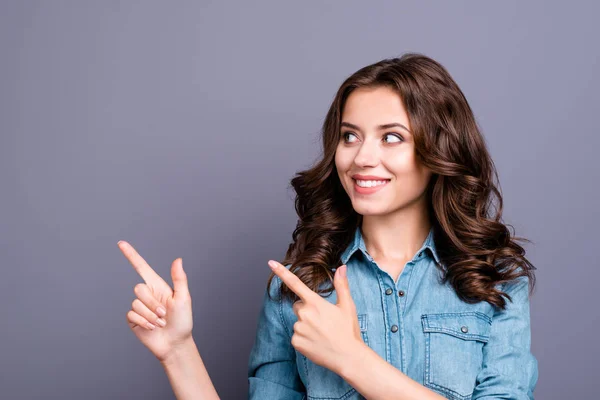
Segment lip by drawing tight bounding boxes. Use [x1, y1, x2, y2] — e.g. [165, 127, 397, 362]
[352, 176, 391, 195]
[352, 174, 391, 180]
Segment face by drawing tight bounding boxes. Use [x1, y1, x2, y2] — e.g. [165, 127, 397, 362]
[335, 85, 433, 216]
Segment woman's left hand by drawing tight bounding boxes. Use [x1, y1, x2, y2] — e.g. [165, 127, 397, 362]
[267, 260, 365, 375]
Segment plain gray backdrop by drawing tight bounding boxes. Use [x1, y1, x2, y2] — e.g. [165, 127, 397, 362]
[1, 1, 598, 399]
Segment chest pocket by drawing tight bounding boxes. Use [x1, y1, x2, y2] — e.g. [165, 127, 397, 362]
[421, 311, 491, 400]
[302, 313, 368, 400]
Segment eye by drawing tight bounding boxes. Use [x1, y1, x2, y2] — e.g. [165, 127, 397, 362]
[341, 131, 404, 144]
[384, 133, 404, 143]
[342, 131, 358, 143]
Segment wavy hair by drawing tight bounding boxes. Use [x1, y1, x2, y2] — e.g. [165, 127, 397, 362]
[267, 52, 536, 310]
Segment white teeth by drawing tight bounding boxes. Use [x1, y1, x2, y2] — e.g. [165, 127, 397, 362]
[355, 179, 388, 188]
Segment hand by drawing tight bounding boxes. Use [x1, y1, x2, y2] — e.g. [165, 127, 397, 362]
[268, 260, 364, 375]
[118, 240, 193, 363]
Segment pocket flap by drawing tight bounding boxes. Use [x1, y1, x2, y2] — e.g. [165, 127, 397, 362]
[421, 311, 491, 342]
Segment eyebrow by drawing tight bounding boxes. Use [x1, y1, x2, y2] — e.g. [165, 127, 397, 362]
[340, 121, 411, 134]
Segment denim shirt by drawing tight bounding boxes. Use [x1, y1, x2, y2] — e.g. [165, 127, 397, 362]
[248, 226, 538, 400]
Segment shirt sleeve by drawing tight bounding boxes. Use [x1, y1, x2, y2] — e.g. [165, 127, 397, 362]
[472, 274, 539, 399]
[248, 273, 306, 400]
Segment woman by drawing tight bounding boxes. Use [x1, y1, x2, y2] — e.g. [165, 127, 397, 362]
[119, 52, 538, 399]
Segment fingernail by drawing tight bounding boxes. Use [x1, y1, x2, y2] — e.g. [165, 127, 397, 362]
[156, 318, 167, 327]
[157, 307, 166, 317]
[146, 322, 156, 330]
[340, 265, 346, 278]
[268, 260, 278, 270]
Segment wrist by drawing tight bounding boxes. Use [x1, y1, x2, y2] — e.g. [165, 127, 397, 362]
[337, 340, 371, 380]
[160, 336, 198, 368]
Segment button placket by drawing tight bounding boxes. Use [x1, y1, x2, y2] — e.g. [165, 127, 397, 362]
[373, 258, 403, 366]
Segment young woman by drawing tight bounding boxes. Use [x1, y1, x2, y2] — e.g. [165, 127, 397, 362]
[119, 52, 538, 400]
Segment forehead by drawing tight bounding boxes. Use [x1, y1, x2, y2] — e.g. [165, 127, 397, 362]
[341, 86, 410, 128]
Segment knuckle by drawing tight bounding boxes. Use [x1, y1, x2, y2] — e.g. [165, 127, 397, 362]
[300, 308, 315, 320]
[132, 298, 141, 309]
[132, 298, 146, 312]
[133, 299, 157, 319]
[126, 310, 137, 321]
[134, 283, 145, 295]
[297, 308, 307, 319]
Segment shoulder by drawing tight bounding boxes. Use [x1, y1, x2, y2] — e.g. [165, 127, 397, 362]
[498, 265, 535, 303]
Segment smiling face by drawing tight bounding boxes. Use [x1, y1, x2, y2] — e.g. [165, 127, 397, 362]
[335, 85, 433, 216]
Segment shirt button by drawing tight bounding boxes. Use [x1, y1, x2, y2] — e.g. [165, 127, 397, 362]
[385, 288, 393, 295]
[391, 325, 398, 333]
[461, 326, 468, 333]
[398, 290, 405, 297]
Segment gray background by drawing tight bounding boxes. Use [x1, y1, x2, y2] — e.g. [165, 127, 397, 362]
[1, 1, 598, 399]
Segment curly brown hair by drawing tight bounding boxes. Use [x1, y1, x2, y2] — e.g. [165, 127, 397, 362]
[267, 52, 536, 310]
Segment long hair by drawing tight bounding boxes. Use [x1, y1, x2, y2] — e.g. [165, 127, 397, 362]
[267, 52, 536, 310]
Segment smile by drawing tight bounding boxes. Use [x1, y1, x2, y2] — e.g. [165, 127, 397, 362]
[352, 178, 390, 194]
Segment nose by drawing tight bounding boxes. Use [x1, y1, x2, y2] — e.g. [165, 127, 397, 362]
[353, 138, 381, 168]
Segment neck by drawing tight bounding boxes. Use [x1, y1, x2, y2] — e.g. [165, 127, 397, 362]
[360, 199, 431, 261]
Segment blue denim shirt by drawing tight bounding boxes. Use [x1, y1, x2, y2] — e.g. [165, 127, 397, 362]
[248, 226, 538, 399]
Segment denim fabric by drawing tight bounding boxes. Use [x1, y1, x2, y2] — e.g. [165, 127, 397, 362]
[248, 226, 538, 399]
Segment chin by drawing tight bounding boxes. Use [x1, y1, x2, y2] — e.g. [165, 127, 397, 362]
[351, 202, 392, 216]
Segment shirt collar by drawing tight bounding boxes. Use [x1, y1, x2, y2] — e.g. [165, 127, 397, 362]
[340, 225, 441, 266]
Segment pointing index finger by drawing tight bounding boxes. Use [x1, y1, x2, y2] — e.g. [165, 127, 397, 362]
[118, 240, 168, 287]
[268, 260, 319, 303]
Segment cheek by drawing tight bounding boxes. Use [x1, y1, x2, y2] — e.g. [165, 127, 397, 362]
[387, 154, 431, 188]
[386, 154, 415, 175]
[334, 148, 351, 173]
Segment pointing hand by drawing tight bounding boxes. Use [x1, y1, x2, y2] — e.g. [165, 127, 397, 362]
[268, 260, 364, 375]
[118, 241, 193, 362]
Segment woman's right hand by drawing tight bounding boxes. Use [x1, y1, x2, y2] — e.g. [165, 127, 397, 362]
[118, 240, 194, 363]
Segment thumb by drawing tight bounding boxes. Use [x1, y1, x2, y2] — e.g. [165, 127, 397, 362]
[171, 258, 190, 299]
[334, 265, 354, 311]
